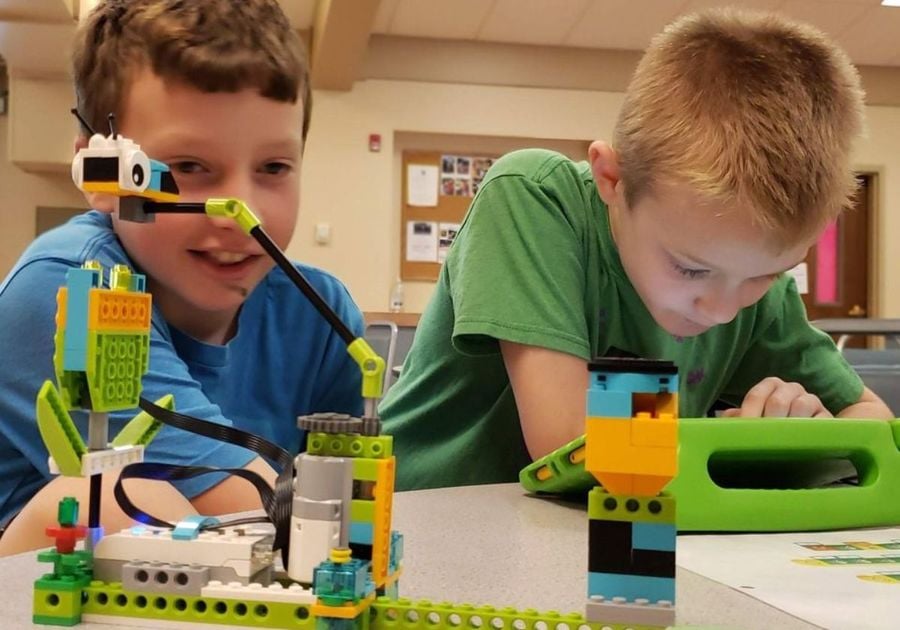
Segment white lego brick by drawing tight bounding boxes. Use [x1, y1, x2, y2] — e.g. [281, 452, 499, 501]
[201, 579, 316, 604]
[48, 445, 144, 476]
[81, 446, 144, 475]
[286, 515, 340, 583]
[94, 526, 274, 582]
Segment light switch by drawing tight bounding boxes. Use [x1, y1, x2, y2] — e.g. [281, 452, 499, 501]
[314, 223, 331, 245]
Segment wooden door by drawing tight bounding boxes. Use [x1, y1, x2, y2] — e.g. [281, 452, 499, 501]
[800, 174, 871, 346]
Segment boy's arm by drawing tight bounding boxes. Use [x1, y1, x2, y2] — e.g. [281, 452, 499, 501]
[0, 473, 195, 556]
[189, 456, 277, 516]
[501, 341, 589, 459]
[837, 386, 893, 419]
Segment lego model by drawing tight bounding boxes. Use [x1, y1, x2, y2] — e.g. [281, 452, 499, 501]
[583, 358, 678, 628]
[31, 119, 678, 630]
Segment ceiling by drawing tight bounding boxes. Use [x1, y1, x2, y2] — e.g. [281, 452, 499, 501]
[0, 0, 898, 83]
[323, 0, 900, 67]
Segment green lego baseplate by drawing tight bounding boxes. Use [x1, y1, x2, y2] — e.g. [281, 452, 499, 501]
[69, 583, 666, 630]
[520, 417, 900, 532]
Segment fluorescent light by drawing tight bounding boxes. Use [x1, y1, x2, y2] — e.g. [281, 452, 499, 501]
[882, 0, 900, 6]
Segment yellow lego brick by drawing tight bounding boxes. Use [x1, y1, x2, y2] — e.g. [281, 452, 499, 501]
[596, 472, 635, 495]
[312, 593, 375, 619]
[88, 289, 152, 331]
[632, 474, 673, 496]
[56, 287, 68, 329]
[371, 457, 396, 587]
[585, 417, 631, 474]
[632, 413, 678, 448]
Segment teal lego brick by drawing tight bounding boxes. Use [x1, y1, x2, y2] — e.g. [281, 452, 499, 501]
[586, 389, 632, 418]
[590, 371, 679, 395]
[587, 572, 675, 603]
[350, 521, 374, 545]
[588, 488, 676, 525]
[62, 266, 101, 372]
[632, 522, 676, 552]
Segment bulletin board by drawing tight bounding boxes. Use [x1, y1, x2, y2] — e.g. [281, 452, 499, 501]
[400, 150, 497, 281]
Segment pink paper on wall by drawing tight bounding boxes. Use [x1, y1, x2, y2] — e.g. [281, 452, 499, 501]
[815, 220, 839, 304]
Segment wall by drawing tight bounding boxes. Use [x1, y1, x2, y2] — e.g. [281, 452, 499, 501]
[0, 119, 86, 278]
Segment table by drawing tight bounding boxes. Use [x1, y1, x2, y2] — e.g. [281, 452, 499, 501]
[2, 484, 822, 629]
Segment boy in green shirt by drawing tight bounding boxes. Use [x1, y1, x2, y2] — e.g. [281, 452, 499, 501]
[381, 9, 893, 491]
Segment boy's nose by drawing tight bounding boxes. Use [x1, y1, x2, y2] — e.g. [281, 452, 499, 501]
[694, 291, 741, 326]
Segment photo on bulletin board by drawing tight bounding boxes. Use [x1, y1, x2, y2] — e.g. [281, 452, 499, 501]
[441, 155, 456, 174]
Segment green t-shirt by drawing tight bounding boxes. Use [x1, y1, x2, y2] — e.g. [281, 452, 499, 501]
[380, 149, 863, 491]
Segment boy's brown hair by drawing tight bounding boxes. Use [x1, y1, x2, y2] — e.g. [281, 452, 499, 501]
[72, 0, 311, 141]
[614, 9, 865, 246]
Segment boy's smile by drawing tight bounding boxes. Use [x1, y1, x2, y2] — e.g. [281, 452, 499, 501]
[105, 68, 304, 343]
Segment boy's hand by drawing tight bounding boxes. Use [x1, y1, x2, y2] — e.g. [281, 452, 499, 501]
[722, 377, 833, 418]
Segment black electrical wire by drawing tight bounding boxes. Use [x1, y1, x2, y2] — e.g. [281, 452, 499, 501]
[113, 398, 295, 566]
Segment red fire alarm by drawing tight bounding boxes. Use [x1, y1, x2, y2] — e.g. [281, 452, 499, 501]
[368, 133, 381, 152]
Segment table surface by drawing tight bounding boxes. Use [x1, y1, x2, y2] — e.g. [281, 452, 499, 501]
[3, 483, 822, 630]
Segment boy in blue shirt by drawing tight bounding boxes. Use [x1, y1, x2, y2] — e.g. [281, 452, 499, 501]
[381, 9, 893, 491]
[0, 0, 363, 553]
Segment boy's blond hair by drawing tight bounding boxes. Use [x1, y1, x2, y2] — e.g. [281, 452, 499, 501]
[614, 9, 865, 246]
[72, 0, 311, 141]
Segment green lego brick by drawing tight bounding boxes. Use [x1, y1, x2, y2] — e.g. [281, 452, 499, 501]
[82, 580, 317, 629]
[588, 488, 676, 524]
[369, 597, 661, 630]
[351, 499, 376, 523]
[353, 458, 381, 481]
[35, 380, 87, 477]
[87, 332, 150, 411]
[34, 577, 89, 627]
[57, 497, 79, 526]
[307, 433, 393, 459]
[112, 393, 172, 447]
[523, 418, 900, 532]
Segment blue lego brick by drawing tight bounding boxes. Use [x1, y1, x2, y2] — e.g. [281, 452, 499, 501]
[587, 572, 675, 603]
[591, 371, 679, 395]
[350, 521, 374, 545]
[63, 348, 89, 372]
[632, 522, 676, 552]
[586, 389, 632, 417]
[62, 267, 101, 372]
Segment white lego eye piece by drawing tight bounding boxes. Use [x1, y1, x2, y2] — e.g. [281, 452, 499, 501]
[119, 146, 151, 193]
[71, 153, 85, 189]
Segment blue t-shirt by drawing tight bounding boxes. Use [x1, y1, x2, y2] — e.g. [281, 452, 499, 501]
[0, 211, 364, 524]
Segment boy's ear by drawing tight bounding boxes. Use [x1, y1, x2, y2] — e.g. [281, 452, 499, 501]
[73, 134, 117, 213]
[588, 140, 623, 207]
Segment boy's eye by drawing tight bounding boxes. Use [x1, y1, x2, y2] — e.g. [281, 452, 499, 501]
[170, 161, 208, 175]
[673, 263, 709, 279]
[260, 162, 293, 176]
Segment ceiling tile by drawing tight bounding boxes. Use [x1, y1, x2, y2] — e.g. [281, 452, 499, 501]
[372, 0, 401, 33]
[834, 5, 900, 65]
[682, 0, 787, 13]
[779, 0, 874, 39]
[566, 0, 686, 50]
[478, 0, 592, 46]
[387, 0, 496, 40]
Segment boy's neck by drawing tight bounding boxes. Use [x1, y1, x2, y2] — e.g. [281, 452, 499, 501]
[149, 283, 240, 345]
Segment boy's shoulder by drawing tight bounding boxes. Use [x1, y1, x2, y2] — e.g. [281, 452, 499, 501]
[2, 211, 125, 295]
[487, 149, 590, 184]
